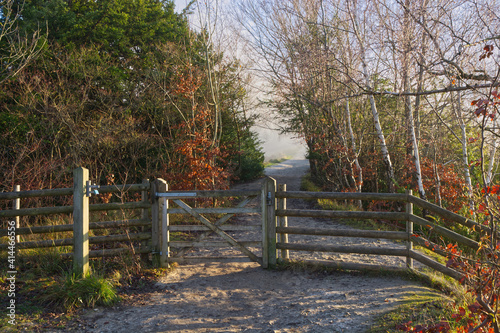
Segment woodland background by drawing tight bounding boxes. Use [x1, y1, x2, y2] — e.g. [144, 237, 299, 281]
[1, 0, 498, 231]
[0, 0, 265, 194]
[231, 0, 499, 218]
[1, 0, 500, 331]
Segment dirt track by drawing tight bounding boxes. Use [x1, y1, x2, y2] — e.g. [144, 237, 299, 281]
[79, 158, 442, 332]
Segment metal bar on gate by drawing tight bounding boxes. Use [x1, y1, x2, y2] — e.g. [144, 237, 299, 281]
[157, 192, 197, 198]
[156, 191, 260, 198]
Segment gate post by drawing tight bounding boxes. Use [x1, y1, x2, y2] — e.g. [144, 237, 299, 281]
[161, 183, 169, 268]
[73, 167, 90, 277]
[406, 189, 414, 269]
[140, 179, 150, 262]
[277, 184, 289, 260]
[151, 178, 167, 267]
[13, 185, 20, 243]
[262, 177, 277, 269]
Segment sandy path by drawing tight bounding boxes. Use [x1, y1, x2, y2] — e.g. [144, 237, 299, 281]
[80, 158, 439, 333]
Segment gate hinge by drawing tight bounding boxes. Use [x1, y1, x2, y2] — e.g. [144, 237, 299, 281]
[267, 191, 273, 206]
[85, 181, 100, 197]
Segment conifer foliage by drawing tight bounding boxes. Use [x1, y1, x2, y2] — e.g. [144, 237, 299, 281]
[0, 0, 264, 191]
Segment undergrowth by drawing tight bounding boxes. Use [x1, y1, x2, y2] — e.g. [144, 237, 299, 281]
[0, 247, 173, 331]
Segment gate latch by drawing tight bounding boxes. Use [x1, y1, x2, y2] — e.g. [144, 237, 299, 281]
[267, 191, 273, 206]
[86, 181, 100, 197]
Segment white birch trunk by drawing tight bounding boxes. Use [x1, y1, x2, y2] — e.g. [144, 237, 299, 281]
[454, 91, 475, 212]
[349, 2, 395, 192]
[407, 98, 426, 199]
[486, 137, 497, 186]
[346, 98, 363, 208]
[346, 98, 363, 192]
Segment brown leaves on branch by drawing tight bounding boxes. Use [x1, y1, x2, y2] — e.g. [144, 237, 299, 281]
[479, 45, 494, 61]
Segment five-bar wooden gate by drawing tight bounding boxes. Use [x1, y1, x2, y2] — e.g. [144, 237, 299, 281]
[151, 178, 278, 268]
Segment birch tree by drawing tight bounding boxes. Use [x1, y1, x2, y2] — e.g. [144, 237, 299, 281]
[347, 0, 397, 192]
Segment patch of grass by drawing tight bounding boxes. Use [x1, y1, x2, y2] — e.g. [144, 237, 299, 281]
[369, 269, 470, 332]
[41, 273, 120, 311]
[0, 244, 176, 331]
[369, 292, 453, 333]
[300, 172, 323, 192]
[264, 156, 291, 167]
[301, 173, 389, 230]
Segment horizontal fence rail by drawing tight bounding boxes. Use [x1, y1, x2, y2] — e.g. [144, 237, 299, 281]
[276, 226, 408, 240]
[0, 232, 151, 250]
[277, 209, 407, 220]
[170, 241, 261, 248]
[0, 183, 149, 200]
[277, 243, 409, 256]
[0, 188, 74, 200]
[276, 191, 408, 201]
[0, 202, 150, 218]
[409, 196, 489, 234]
[167, 207, 260, 214]
[169, 225, 260, 232]
[0, 218, 149, 236]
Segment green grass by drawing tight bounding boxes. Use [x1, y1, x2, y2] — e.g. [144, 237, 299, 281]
[369, 291, 453, 332]
[0, 245, 174, 331]
[369, 271, 471, 333]
[301, 173, 382, 229]
[264, 156, 292, 167]
[40, 273, 120, 311]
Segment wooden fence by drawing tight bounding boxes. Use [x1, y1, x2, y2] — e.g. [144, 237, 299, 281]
[0, 170, 486, 281]
[0, 167, 151, 276]
[273, 184, 484, 280]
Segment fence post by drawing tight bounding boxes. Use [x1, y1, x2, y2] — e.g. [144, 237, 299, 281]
[406, 189, 414, 269]
[140, 179, 150, 262]
[277, 184, 289, 260]
[73, 167, 90, 277]
[161, 183, 169, 268]
[151, 178, 167, 267]
[13, 185, 20, 243]
[262, 177, 277, 269]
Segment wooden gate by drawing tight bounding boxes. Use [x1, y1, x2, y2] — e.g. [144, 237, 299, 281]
[151, 178, 277, 268]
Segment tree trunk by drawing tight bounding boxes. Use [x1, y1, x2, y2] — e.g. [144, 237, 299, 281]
[486, 137, 497, 186]
[346, 98, 363, 207]
[452, 90, 474, 213]
[349, 1, 395, 192]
